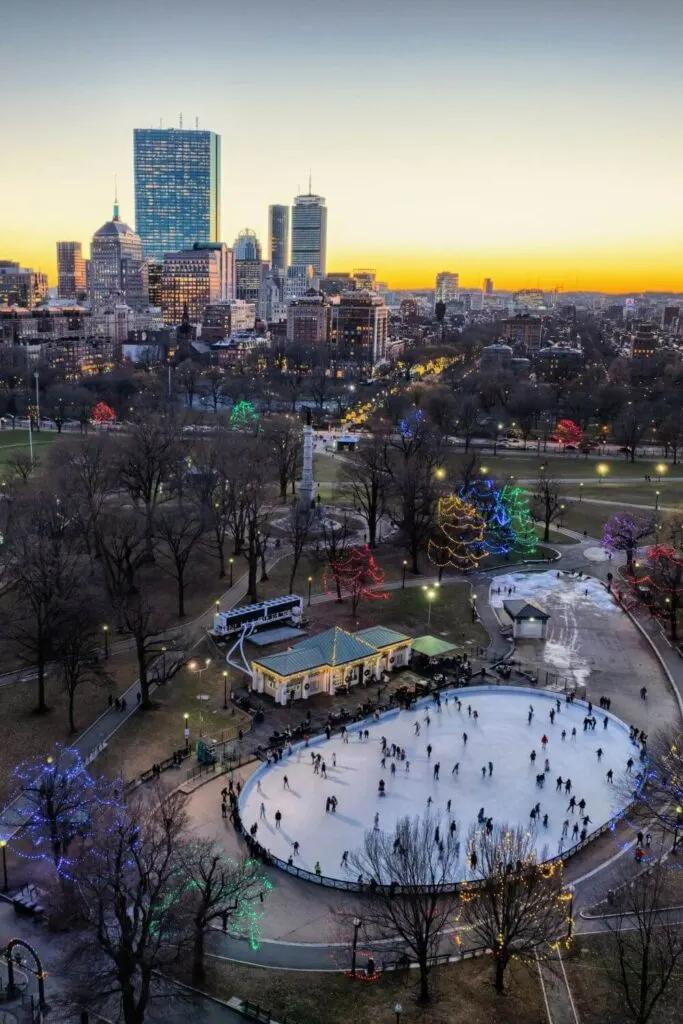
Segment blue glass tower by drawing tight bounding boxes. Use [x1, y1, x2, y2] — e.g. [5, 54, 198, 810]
[133, 128, 221, 262]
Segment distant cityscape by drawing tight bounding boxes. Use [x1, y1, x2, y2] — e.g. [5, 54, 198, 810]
[0, 123, 681, 382]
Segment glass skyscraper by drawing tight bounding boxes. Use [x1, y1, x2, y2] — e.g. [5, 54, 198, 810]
[268, 204, 289, 273]
[291, 191, 327, 277]
[133, 128, 221, 262]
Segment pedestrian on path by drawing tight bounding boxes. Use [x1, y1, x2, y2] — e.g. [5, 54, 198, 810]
[275, 810, 282, 828]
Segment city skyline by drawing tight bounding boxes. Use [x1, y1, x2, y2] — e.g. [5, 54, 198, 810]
[1, 0, 682, 293]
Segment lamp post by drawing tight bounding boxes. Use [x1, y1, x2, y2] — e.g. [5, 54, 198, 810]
[655, 490, 660, 511]
[307, 576, 313, 607]
[229, 558, 234, 587]
[559, 504, 565, 529]
[673, 806, 683, 854]
[579, 482, 584, 502]
[0, 839, 8, 892]
[494, 422, 503, 456]
[351, 916, 361, 976]
[161, 646, 167, 683]
[183, 713, 190, 751]
[223, 670, 229, 710]
[402, 560, 407, 589]
[565, 884, 575, 939]
[394, 1003, 402, 1024]
[102, 624, 109, 660]
[471, 593, 478, 622]
[597, 463, 609, 485]
[422, 585, 437, 629]
[215, 600, 220, 616]
[34, 370, 40, 427]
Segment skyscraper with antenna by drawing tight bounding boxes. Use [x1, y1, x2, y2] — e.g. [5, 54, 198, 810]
[291, 178, 327, 277]
[133, 126, 221, 262]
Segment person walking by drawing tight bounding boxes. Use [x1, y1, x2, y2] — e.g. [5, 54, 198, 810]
[275, 810, 282, 829]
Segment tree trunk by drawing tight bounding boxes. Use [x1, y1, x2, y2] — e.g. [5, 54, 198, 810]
[192, 926, 206, 984]
[544, 514, 551, 543]
[418, 960, 430, 1003]
[217, 536, 226, 579]
[68, 690, 76, 733]
[177, 575, 185, 618]
[494, 953, 506, 992]
[36, 662, 47, 714]
[137, 640, 151, 708]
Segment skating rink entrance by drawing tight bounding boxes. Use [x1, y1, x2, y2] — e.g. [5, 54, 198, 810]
[238, 686, 635, 885]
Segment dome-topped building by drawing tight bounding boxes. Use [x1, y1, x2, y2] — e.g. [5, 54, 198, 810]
[89, 199, 147, 310]
[233, 228, 262, 262]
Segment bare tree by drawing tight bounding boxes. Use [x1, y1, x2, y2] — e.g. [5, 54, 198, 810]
[119, 588, 177, 708]
[98, 510, 148, 621]
[347, 813, 461, 1003]
[65, 790, 191, 1024]
[56, 600, 110, 732]
[263, 415, 303, 500]
[625, 724, 683, 842]
[176, 840, 271, 983]
[604, 854, 683, 1024]
[155, 508, 206, 618]
[532, 469, 562, 542]
[282, 506, 314, 593]
[118, 417, 180, 560]
[5, 492, 83, 712]
[52, 434, 112, 560]
[320, 513, 353, 601]
[392, 456, 440, 574]
[190, 434, 235, 578]
[459, 823, 567, 992]
[344, 434, 390, 548]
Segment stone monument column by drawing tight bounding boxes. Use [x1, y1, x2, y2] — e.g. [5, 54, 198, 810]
[298, 407, 314, 510]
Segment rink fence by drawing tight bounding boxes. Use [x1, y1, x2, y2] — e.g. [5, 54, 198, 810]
[235, 684, 643, 895]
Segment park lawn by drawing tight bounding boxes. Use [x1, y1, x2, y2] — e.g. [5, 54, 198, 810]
[307, 582, 489, 650]
[559, 481, 683, 507]
[564, 933, 679, 1024]
[96, 636, 251, 786]
[534, 525, 578, 545]
[254, 546, 410, 604]
[203, 955, 544, 1024]
[477, 452, 670, 483]
[0, 429, 58, 469]
[313, 453, 347, 483]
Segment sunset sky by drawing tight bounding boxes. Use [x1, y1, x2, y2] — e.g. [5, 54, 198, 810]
[1, 0, 682, 292]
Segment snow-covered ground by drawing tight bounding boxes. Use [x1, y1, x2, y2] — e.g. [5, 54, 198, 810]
[239, 686, 635, 883]
[491, 571, 622, 689]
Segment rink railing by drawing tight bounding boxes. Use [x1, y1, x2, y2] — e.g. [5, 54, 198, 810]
[235, 683, 643, 895]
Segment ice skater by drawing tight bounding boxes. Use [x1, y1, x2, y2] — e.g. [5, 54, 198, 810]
[478, 807, 485, 823]
[293, 841, 300, 856]
[259, 802, 266, 819]
[530, 749, 537, 764]
[541, 734, 548, 750]
[332, 753, 336, 767]
[542, 813, 549, 828]
[565, 778, 572, 794]
[340, 850, 348, 867]
[544, 758, 550, 773]
[275, 810, 282, 828]
[463, 732, 468, 746]
[451, 762, 460, 775]
[283, 775, 290, 789]
[606, 769, 614, 783]
[572, 822, 579, 840]
[482, 766, 487, 779]
[488, 761, 493, 777]
[549, 709, 555, 724]
[556, 776, 563, 791]
[405, 761, 410, 773]
[374, 812, 380, 829]
[626, 757, 634, 773]
[561, 730, 566, 741]
[433, 762, 440, 780]
[426, 744, 432, 759]
[596, 748, 603, 762]
[561, 819, 569, 837]
[571, 727, 577, 741]
[414, 722, 421, 735]
[567, 796, 577, 812]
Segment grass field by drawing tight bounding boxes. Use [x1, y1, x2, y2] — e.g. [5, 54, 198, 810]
[0, 428, 58, 468]
[471, 451, 675, 483]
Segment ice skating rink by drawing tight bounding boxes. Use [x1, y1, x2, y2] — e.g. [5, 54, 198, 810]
[239, 686, 635, 883]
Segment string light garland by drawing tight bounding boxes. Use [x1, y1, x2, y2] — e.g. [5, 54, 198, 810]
[323, 545, 389, 608]
[602, 512, 652, 571]
[459, 478, 515, 556]
[553, 419, 583, 448]
[230, 400, 259, 430]
[499, 485, 537, 557]
[428, 495, 485, 573]
[626, 544, 683, 635]
[398, 408, 425, 440]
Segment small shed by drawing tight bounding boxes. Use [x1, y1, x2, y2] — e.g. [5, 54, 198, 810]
[502, 600, 550, 640]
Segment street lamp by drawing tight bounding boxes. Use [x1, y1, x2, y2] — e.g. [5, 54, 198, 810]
[655, 490, 660, 511]
[579, 482, 584, 502]
[402, 560, 407, 589]
[0, 839, 7, 891]
[395, 1003, 402, 1024]
[564, 884, 575, 939]
[494, 422, 503, 455]
[480, 465, 488, 476]
[351, 916, 361, 976]
[471, 593, 478, 622]
[422, 586, 437, 629]
[656, 463, 667, 480]
[597, 463, 609, 484]
[161, 646, 167, 683]
[215, 600, 220, 615]
[102, 624, 109, 660]
[435, 466, 446, 481]
[559, 504, 565, 528]
[229, 557, 234, 587]
[223, 670, 229, 710]
[183, 713, 190, 751]
[307, 576, 313, 606]
[673, 806, 683, 854]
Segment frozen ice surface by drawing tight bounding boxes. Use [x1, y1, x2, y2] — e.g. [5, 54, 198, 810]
[239, 686, 635, 883]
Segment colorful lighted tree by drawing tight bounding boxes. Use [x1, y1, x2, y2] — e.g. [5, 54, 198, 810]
[602, 512, 652, 572]
[9, 745, 122, 869]
[500, 485, 537, 557]
[554, 419, 583, 449]
[399, 407, 425, 439]
[323, 544, 389, 615]
[460, 478, 515, 556]
[630, 545, 683, 641]
[230, 400, 259, 431]
[428, 495, 485, 574]
[91, 401, 116, 424]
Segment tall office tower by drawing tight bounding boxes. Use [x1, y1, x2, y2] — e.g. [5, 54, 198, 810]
[268, 205, 289, 273]
[291, 187, 327, 276]
[332, 290, 388, 368]
[161, 243, 231, 325]
[56, 241, 87, 299]
[89, 200, 147, 310]
[483, 277, 494, 295]
[133, 128, 221, 262]
[435, 271, 459, 303]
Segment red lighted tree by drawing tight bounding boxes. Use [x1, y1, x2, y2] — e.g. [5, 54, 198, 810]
[91, 401, 116, 425]
[428, 495, 485, 577]
[633, 545, 683, 641]
[323, 544, 389, 616]
[602, 512, 652, 573]
[554, 419, 583, 449]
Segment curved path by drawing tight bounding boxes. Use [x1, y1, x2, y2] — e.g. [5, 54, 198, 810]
[183, 529, 683, 972]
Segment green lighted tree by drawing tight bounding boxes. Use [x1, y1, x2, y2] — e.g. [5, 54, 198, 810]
[500, 485, 537, 557]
